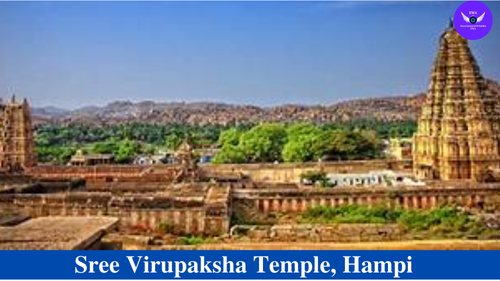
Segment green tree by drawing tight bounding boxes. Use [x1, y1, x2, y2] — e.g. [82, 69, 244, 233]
[238, 123, 287, 162]
[213, 145, 245, 164]
[59, 147, 77, 164]
[325, 129, 382, 160]
[286, 123, 319, 141]
[91, 140, 119, 154]
[328, 129, 357, 158]
[164, 134, 183, 151]
[282, 124, 329, 162]
[218, 128, 242, 147]
[115, 140, 140, 164]
[357, 130, 383, 158]
[36, 146, 76, 165]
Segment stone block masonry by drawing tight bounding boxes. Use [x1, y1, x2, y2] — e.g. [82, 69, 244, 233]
[3, 174, 500, 237]
[230, 224, 402, 243]
[28, 165, 181, 181]
[27, 160, 408, 184]
[231, 184, 499, 223]
[0, 97, 36, 172]
[201, 160, 406, 183]
[0, 184, 231, 236]
[0, 216, 119, 250]
[413, 24, 500, 181]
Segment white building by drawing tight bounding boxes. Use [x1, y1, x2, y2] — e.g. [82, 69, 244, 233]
[327, 170, 424, 187]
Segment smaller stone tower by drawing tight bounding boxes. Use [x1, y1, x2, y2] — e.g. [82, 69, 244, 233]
[0, 96, 36, 172]
[173, 136, 200, 182]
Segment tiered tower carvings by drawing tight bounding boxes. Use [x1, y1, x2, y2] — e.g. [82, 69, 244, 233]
[413, 24, 500, 181]
[0, 96, 36, 172]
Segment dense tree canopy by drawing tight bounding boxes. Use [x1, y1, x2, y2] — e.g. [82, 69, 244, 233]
[34, 120, 415, 164]
[238, 124, 287, 163]
[282, 124, 329, 162]
[214, 123, 385, 163]
[35, 123, 225, 164]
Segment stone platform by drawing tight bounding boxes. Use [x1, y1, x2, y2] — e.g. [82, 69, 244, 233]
[0, 216, 119, 250]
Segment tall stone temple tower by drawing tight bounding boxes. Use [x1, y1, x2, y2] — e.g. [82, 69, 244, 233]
[0, 96, 36, 172]
[413, 23, 500, 182]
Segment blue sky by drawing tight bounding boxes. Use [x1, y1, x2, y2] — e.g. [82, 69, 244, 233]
[0, 1, 499, 109]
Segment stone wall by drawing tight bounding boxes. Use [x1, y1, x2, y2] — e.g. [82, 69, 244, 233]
[0, 173, 34, 183]
[231, 224, 402, 242]
[86, 181, 298, 193]
[27, 160, 408, 184]
[85, 182, 171, 193]
[0, 178, 84, 194]
[0, 185, 231, 236]
[204, 185, 231, 235]
[232, 185, 500, 223]
[201, 160, 402, 183]
[28, 165, 182, 182]
[3, 180, 500, 237]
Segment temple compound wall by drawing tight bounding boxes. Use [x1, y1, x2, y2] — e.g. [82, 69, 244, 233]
[0, 184, 231, 236]
[203, 160, 406, 183]
[3, 180, 500, 237]
[28, 165, 181, 181]
[28, 160, 407, 184]
[231, 184, 500, 224]
[230, 224, 402, 243]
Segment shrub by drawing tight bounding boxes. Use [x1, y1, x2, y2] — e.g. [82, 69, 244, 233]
[301, 204, 491, 238]
[302, 204, 403, 224]
[157, 221, 175, 234]
[300, 171, 333, 187]
[176, 236, 210, 245]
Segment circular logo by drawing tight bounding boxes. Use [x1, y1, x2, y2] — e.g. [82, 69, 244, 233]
[454, 0, 492, 40]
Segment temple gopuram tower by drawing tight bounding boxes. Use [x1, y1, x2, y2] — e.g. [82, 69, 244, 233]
[0, 96, 36, 172]
[413, 23, 500, 182]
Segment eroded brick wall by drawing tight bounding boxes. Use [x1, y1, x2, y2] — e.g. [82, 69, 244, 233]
[28, 165, 182, 182]
[231, 224, 402, 243]
[27, 160, 407, 184]
[0, 185, 231, 236]
[201, 160, 406, 183]
[232, 185, 500, 223]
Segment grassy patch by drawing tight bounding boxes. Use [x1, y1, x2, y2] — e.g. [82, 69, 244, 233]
[301, 205, 402, 224]
[300, 205, 493, 238]
[176, 236, 213, 245]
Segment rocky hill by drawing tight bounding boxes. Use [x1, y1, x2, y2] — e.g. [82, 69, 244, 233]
[32, 79, 499, 126]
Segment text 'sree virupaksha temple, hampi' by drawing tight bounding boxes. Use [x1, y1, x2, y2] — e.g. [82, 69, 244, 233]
[2, 23, 500, 250]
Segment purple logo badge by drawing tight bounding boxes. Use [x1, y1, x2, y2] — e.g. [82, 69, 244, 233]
[454, 1, 492, 40]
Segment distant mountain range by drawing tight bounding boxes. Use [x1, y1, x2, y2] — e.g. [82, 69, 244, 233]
[31, 79, 500, 126]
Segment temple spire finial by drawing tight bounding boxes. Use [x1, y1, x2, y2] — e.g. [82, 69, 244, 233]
[448, 17, 454, 29]
[10, 85, 16, 104]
